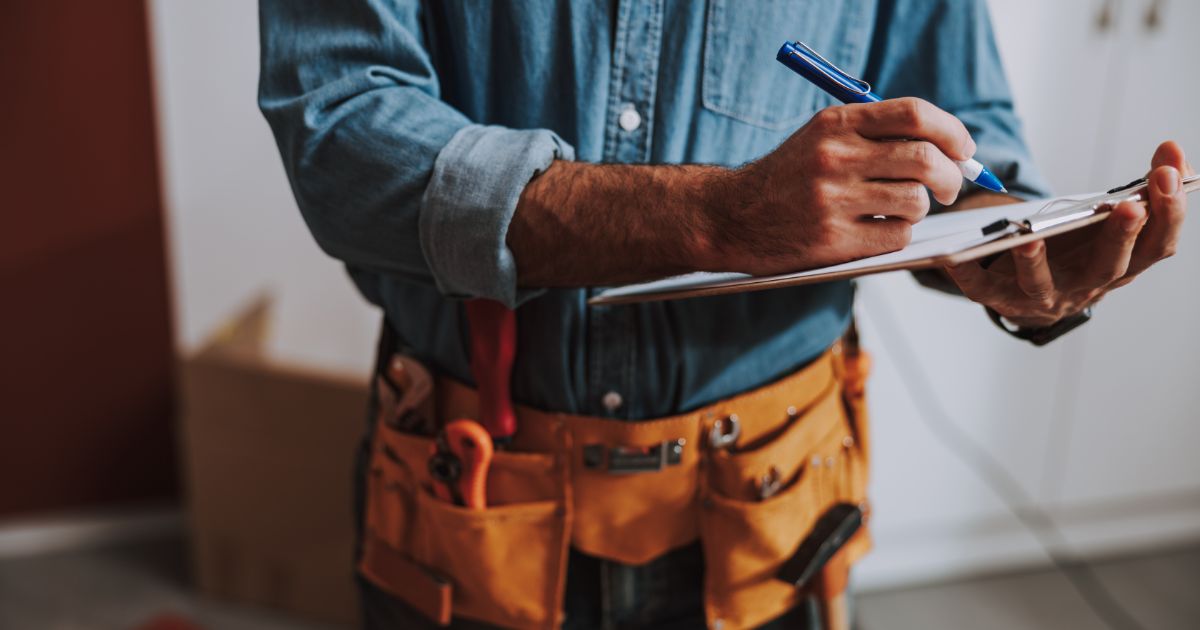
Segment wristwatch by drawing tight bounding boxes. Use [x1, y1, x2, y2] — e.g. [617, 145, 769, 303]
[986, 305, 1093, 346]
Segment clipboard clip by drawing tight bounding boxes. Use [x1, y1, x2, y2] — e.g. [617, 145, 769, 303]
[982, 173, 1200, 237]
[980, 218, 1026, 237]
[1107, 177, 1149, 195]
[981, 205, 1107, 237]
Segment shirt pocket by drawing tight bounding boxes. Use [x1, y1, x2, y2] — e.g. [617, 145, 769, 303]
[702, 0, 873, 131]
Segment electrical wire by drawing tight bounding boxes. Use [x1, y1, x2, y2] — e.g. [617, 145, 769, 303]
[862, 288, 1146, 630]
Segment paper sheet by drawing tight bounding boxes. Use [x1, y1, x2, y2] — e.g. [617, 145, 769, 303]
[591, 194, 1091, 304]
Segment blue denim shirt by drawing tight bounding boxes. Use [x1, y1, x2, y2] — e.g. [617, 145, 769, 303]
[258, 0, 1048, 420]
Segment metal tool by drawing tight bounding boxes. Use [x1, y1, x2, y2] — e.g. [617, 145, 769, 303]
[582, 439, 686, 474]
[429, 419, 494, 509]
[755, 466, 783, 501]
[776, 503, 863, 589]
[709, 414, 741, 450]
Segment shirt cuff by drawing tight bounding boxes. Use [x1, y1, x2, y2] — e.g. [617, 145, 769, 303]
[419, 124, 575, 308]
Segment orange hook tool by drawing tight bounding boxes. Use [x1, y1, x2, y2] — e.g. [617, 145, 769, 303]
[426, 299, 517, 508]
[429, 419, 493, 509]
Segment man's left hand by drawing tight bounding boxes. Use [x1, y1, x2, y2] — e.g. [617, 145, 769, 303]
[944, 141, 1194, 328]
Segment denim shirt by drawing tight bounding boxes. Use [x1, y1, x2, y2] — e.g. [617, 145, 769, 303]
[258, 0, 1048, 420]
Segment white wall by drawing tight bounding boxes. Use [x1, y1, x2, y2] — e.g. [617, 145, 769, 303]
[148, 0, 379, 376]
[856, 0, 1200, 588]
[148, 0, 1200, 590]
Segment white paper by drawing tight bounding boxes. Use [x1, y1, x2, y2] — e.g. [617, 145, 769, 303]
[592, 193, 1100, 304]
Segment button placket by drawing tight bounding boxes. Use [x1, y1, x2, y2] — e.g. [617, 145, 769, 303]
[587, 0, 664, 418]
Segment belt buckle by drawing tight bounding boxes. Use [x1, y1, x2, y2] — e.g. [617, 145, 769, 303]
[583, 439, 685, 474]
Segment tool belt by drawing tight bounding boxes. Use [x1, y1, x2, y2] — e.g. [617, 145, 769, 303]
[357, 331, 873, 630]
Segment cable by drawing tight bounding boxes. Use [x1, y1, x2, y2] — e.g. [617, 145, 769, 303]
[862, 288, 1146, 630]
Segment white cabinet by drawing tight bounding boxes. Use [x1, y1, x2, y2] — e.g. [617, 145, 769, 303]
[1053, 0, 1200, 506]
[859, 0, 1200, 588]
[990, 0, 1121, 194]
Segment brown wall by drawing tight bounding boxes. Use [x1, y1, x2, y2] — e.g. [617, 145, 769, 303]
[0, 2, 177, 515]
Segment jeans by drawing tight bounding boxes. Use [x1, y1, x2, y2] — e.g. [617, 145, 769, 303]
[356, 541, 823, 630]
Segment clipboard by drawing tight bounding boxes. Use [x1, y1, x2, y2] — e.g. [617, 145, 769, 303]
[589, 174, 1200, 306]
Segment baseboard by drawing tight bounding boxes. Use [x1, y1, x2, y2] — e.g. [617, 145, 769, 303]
[855, 488, 1200, 592]
[0, 506, 183, 559]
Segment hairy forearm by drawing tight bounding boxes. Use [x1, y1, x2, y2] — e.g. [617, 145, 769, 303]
[508, 99, 1005, 290]
[508, 161, 732, 287]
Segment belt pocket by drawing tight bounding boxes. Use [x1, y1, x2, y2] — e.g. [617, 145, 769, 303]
[362, 430, 425, 546]
[700, 395, 863, 630]
[359, 430, 452, 624]
[707, 381, 841, 502]
[358, 427, 570, 629]
[414, 489, 568, 628]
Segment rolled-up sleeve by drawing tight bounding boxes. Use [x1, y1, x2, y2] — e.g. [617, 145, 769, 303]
[421, 125, 573, 306]
[867, 0, 1051, 200]
[257, 0, 572, 308]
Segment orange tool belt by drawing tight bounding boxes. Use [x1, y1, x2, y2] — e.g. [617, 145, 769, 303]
[358, 329, 872, 630]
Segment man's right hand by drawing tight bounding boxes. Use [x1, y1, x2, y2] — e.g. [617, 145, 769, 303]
[509, 97, 980, 288]
[705, 97, 980, 276]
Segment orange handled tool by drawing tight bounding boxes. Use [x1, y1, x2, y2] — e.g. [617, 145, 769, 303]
[465, 299, 518, 444]
[429, 419, 493, 509]
[426, 299, 516, 509]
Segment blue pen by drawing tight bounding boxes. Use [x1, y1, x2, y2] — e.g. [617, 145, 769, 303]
[777, 40, 1007, 194]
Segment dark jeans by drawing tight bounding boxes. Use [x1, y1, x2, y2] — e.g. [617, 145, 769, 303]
[357, 541, 821, 630]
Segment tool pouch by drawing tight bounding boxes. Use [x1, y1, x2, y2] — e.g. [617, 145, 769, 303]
[359, 326, 872, 630]
[358, 414, 572, 629]
[697, 339, 873, 630]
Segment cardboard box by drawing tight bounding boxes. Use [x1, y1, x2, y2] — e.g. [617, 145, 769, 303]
[179, 298, 369, 625]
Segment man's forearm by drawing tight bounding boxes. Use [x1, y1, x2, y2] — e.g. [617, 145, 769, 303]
[508, 99, 989, 290]
[508, 161, 730, 287]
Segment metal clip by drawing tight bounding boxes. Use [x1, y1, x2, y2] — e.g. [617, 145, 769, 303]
[756, 467, 783, 501]
[709, 414, 742, 450]
[583, 439, 686, 474]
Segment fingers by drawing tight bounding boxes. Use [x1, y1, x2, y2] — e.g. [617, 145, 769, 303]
[853, 218, 913, 256]
[1082, 200, 1145, 287]
[848, 97, 977, 162]
[1128, 165, 1185, 276]
[944, 260, 1003, 302]
[866, 141, 963, 205]
[1151, 140, 1194, 176]
[842, 181, 930, 223]
[1012, 240, 1055, 306]
[944, 258, 1057, 325]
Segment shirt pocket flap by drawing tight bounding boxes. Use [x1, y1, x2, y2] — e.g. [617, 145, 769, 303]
[702, 0, 872, 130]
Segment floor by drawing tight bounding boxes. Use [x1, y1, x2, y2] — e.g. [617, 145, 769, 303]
[0, 538, 1196, 630]
[857, 545, 1200, 630]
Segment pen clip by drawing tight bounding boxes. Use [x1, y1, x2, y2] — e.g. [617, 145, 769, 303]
[779, 40, 872, 97]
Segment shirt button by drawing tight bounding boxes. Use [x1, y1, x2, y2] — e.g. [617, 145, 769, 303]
[602, 391, 623, 412]
[618, 105, 641, 132]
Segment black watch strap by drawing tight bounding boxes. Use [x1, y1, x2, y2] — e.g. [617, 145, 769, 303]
[986, 306, 1093, 346]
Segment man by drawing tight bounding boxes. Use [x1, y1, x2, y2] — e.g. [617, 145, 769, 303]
[258, 1, 1191, 628]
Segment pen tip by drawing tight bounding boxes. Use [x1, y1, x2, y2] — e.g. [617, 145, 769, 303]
[999, 186, 1009, 194]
